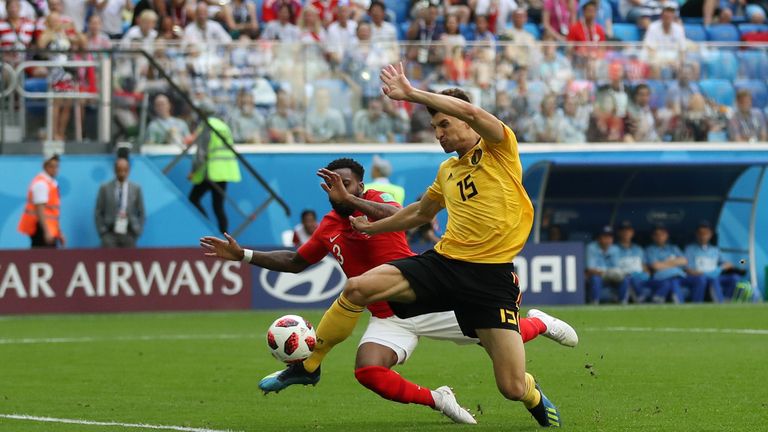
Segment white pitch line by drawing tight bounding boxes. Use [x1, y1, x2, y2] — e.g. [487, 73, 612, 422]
[586, 326, 768, 335]
[0, 333, 259, 345]
[0, 413, 241, 432]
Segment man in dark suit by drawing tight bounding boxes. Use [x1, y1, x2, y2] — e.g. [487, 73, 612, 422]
[94, 157, 145, 247]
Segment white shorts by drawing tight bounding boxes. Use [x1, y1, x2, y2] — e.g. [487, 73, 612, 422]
[358, 311, 480, 364]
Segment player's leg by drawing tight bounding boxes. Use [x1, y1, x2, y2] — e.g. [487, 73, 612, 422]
[259, 264, 416, 393]
[353, 318, 474, 424]
[525, 310, 579, 347]
[476, 327, 561, 427]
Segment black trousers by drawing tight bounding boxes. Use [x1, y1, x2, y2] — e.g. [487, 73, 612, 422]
[30, 222, 57, 248]
[189, 180, 228, 233]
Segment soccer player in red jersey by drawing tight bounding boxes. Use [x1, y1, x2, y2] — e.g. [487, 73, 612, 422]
[201, 158, 577, 424]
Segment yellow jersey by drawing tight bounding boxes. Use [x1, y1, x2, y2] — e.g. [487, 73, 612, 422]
[424, 123, 533, 263]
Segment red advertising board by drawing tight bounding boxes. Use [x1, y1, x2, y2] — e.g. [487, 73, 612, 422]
[0, 248, 251, 314]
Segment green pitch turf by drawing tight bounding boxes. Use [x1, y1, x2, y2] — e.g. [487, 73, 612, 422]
[1, 304, 767, 432]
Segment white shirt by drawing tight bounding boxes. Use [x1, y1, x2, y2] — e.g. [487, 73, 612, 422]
[327, 20, 358, 56]
[643, 20, 685, 48]
[370, 21, 397, 42]
[62, 0, 88, 31]
[474, 0, 518, 32]
[183, 20, 232, 46]
[119, 26, 158, 50]
[30, 172, 56, 204]
[98, 0, 127, 35]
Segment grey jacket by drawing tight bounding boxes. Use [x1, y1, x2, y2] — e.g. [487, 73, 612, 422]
[94, 180, 145, 237]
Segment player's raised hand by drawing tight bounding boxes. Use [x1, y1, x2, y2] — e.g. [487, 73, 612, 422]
[317, 168, 351, 205]
[350, 215, 376, 235]
[380, 62, 413, 101]
[200, 232, 244, 261]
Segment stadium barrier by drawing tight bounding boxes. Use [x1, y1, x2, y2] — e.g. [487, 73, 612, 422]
[0, 243, 584, 314]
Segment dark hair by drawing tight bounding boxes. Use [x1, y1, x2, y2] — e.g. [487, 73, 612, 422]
[582, 0, 598, 10]
[427, 88, 472, 116]
[632, 83, 650, 100]
[326, 158, 365, 181]
[300, 209, 317, 220]
[369, 1, 386, 13]
[278, 3, 294, 21]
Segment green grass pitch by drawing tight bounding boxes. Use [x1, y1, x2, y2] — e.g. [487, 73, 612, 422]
[1, 304, 767, 432]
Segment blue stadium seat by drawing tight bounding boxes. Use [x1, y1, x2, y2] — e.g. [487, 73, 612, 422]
[699, 79, 736, 106]
[701, 51, 739, 80]
[737, 23, 768, 35]
[385, 0, 410, 24]
[398, 21, 409, 40]
[706, 24, 740, 41]
[684, 24, 707, 41]
[734, 79, 768, 109]
[645, 80, 667, 109]
[737, 50, 768, 79]
[613, 23, 640, 41]
[23, 78, 48, 115]
[523, 23, 541, 39]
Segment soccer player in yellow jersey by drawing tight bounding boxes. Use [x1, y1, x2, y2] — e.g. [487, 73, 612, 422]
[259, 63, 561, 427]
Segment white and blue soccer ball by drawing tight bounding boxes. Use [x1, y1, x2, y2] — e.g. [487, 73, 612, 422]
[266, 314, 316, 364]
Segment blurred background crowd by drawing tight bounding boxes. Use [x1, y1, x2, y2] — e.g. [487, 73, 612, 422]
[2, 0, 768, 145]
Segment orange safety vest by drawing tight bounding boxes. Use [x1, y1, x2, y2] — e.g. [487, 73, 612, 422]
[18, 173, 61, 238]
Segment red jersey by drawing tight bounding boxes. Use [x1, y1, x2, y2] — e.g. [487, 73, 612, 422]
[297, 190, 415, 318]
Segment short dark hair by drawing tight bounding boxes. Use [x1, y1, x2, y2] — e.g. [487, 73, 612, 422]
[427, 88, 472, 116]
[326, 158, 365, 182]
[633, 83, 650, 99]
[301, 209, 317, 220]
[582, 0, 598, 10]
[369, 1, 386, 13]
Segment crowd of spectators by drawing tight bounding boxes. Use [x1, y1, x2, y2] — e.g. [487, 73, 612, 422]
[1, 0, 767, 144]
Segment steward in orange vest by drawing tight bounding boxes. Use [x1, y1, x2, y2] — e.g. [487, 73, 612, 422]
[18, 154, 65, 248]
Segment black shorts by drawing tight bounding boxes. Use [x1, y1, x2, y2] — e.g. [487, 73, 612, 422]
[387, 250, 521, 338]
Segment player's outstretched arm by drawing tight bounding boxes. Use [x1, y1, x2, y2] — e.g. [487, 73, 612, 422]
[351, 194, 442, 235]
[317, 168, 399, 220]
[380, 62, 504, 143]
[200, 233, 311, 273]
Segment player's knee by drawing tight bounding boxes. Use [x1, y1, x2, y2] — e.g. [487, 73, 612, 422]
[343, 277, 370, 305]
[498, 378, 527, 401]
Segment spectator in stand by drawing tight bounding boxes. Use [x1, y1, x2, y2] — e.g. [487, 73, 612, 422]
[95, 0, 133, 39]
[728, 89, 768, 142]
[310, 0, 340, 26]
[327, 3, 358, 63]
[579, 0, 613, 38]
[267, 90, 304, 143]
[500, 8, 539, 69]
[539, 35, 574, 94]
[603, 62, 629, 117]
[666, 63, 700, 113]
[530, 94, 566, 142]
[365, 155, 406, 205]
[626, 83, 660, 142]
[262, 0, 302, 24]
[588, 87, 625, 142]
[568, 1, 606, 43]
[342, 22, 388, 103]
[645, 225, 686, 303]
[683, 220, 739, 303]
[679, 0, 717, 26]
[643, 6, 686, 71]
[183, 2, 232, 46]
[747, 3, 767, 23]
[615, 221, 652, 303]
[222, 0, 259, 39]
[37, 11, 83, 141]
[440, 13, 467, 54]
[306, 87, 347, 143]
[542, 0, 576, 41]
[406, 2, 443, 76]
[229, 90, 266, 143]
[468, 14, 497, 49]
[18, 154, 65, 248]
[620, 0, 675, 22]
[0, 0, 36, 63]
[34, 0, 75, 40]
[353, 97, 395, 143]
[94, 158, 146, 248]
[444, 0, 473, 24]
[679, 93, 717, 142]
[85, 15, 112, 49]
[146, 94, 191, 146]
[260, 3, 300, 41]
[442, 45, 472, 84]
[368, 1, 397, 42]
[293, 209, 317, 247]
[586, 225, 627, 304]
[298, 5, 331, 80]
[0, 0, 44, 20]
[560, 92, 588, 142]
[120, 9, 158, 50]
[505, 65, 536, 141]
[474, 0, 519, 34]
[495, 89, 529, 141]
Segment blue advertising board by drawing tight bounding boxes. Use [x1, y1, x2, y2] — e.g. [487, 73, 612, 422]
[250, 242, 585, 309]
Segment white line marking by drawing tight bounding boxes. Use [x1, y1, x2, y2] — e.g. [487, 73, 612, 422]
[586, 326, 768, 335]
[0, 334, 259, 345]
[0, 413, 241, 432]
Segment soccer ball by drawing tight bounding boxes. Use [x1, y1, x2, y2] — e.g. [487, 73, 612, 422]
[266, 314, 316, 363]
